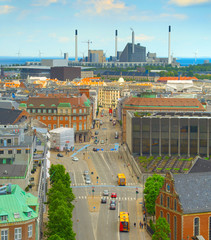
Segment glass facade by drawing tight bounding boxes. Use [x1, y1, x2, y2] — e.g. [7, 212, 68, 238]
[161, 118, 169, 154]
[142, 119, 150, 154]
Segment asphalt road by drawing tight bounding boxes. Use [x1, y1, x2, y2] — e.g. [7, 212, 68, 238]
[50, 110, 144, 240]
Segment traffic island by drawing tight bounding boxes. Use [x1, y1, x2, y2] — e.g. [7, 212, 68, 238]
[85, 154, 101, 185]
[87, 196, 101, 212]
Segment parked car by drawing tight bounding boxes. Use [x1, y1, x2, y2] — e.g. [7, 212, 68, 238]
[110, 118, 113, 121]
[94, 140, 99, 144]
[72, 157, 79, 161]
[85, 178, 91, 184]
[101, 140, 105, 144]
[57, 153, 63, 157]
[95, 131, 99, 135]
[84, 170, 89, 176]
[111, 193, 117, 198]
[85, 174, 90, 180]
[93, 148, 98, 152]
[103, 190, 109, 196]
[101, 197, 107, 204]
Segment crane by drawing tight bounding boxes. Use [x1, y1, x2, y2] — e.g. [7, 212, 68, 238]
[82, 40, 92, 62]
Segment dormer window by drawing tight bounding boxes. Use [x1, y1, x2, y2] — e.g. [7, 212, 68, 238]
[1, 215, 8, 221]
[14, 212, 20, 219]
[27, 212, 32, 217]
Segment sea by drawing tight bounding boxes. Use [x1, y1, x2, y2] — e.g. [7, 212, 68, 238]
[0, 56, 211, 67]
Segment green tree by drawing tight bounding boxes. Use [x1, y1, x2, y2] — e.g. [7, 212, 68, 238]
[144, 174, 164, 216]
[152, 217, 170, 240]
[49, 164, 70, 187]
[48, 234, 65, 240]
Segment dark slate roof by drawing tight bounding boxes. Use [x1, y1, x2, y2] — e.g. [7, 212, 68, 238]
[189, 158, 211, 173]
[0, 108, 22, 125]
[173, 172, 211, 214]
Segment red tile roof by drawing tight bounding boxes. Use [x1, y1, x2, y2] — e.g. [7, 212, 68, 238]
[123, 97, 205, 111]
[158, 77, 198, 82]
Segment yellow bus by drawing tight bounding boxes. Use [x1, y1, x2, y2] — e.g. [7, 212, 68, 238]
[119, 212, 130, 232]
[118, 173, 126, 186]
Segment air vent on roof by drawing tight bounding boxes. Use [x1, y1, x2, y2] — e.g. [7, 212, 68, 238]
[3, 170, 8, 175]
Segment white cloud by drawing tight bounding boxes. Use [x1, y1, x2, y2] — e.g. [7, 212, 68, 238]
[0, 5, 15, 14]
[49, 33, 70, 43]
[169, 0, 210, 6]
[33, 0, 66, 6]
[75, 0, 131, 16]
[119, 34, 154, 43]
[130, 12, 187, 21]
[58, 37, 69, 43]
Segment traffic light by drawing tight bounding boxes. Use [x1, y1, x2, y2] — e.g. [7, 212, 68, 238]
[96, 176, 99, 179]
[136, 188, 139, 194]
[92, 187, 95, 193]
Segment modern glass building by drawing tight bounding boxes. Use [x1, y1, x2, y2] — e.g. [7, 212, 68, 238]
[126, 111, 211, 157]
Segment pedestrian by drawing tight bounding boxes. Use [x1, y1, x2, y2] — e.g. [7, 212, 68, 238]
[139, 221, 142, 229]
[134, 222, 136, 227]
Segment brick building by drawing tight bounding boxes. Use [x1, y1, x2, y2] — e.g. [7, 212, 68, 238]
[19, 94, 92, 142]
[122, 97, 205, 142]
[50, 66, 81, 81]
[0, 184, 39, 240]
[155, 172, 211, 240]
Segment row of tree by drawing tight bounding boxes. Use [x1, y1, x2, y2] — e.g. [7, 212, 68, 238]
[45, 164, 76, 240]
[144, 174, 171, 240]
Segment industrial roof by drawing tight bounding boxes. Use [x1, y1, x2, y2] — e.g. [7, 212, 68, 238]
[0, 165, 27, 178]
[173, 172, 211, 214]
[0, 184, 38, 224]
[124, 97, 205, 111]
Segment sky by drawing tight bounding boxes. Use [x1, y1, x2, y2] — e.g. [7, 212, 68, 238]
[0, 0, 211, 58]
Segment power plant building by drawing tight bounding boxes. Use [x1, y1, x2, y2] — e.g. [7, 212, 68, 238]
[88, 50, 106, 63]
[119, 43, 146, 62]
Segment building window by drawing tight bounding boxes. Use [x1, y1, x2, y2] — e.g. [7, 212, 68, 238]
[60, 117, 63, 120]
[194, 217, 200, 236]
[47, 116, 50, 120]
[0, 150, 4, 154]
[60, 109, 63, 114]
[160, 194, 163, 206]
[48, 124, 51, 128]
[53, 124, 56, 129]
[32, 109, 36, 113]
[27, 109, 31, 113]
[65, 117, 68, 121]
[167, 213, 170, 224]
[174, 199, 177, 211]
[65, 109, 68, 114]
[60, 124, 63, 127]
[48, 109, 52, 113]
[174, 216, 177, 240]
[1, 215, 7, 221]
[37, 109, 41, 113]
[79, 109, 82, 113]
[17, 150, 21, 154]
[43, 109, 46, 113]
[73, 123, 76, 131]
[25, 149, 30, 154]
[53, 116, 56, 120]
[28, 225, 33, 238]
[14, 227, 22, 240]
[7, 139, 11, 144]
[73, 109, 76, 114]
[209, 217, 211, 240]
[79, 123, 82, 130]
[167, 197, 170, 208]
[160, 211, 163, 218]
[79, 116, 82, 120]
[84, 109, 86, 113]
[8, 150, 12, 154]
[84, 116, 86, 120]
[43, 116, 46, 120]
[65, 124, 68, 127]
[1, 229, 8, 240]
[53, 109, 57, 114]
[37, 116, 40, 120]
[73, 117, 76, 121]
[84, 123, 86, 130]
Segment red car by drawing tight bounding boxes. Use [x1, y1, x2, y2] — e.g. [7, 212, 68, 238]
[111, 193, 117, 198]
[101, 114, 104, 117]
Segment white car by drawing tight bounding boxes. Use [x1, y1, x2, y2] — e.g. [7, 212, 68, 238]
[85, 178, 91, 184]
[72, 157, 79, 161]
[103, 190, 109, 196]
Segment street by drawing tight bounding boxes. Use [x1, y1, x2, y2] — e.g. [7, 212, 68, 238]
[50, 111, 147, 240]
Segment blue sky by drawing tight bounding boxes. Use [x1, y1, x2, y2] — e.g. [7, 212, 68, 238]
[0, 0, 211, 58]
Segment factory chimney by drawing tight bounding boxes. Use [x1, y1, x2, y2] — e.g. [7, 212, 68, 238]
[75, 29, 78, 62]
[131, 28, 135, 54]
[115, 30, 118, 58]
[168, 25, 171, 65]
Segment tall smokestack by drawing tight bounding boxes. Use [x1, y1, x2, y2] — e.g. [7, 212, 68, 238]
[168, 25, 171, 65]
[131, 28, 135, 54]
[115, 30, 118, 58]
[75, 29, 78, 62]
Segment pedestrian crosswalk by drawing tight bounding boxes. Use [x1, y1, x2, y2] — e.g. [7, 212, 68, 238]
[75, 196, 137, 201]
[71, 182, 137, 186]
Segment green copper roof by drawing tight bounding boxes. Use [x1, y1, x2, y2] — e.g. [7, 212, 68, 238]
[40, 104, 45, 107]
[0, 185, 38, 224]
[29, 104, 34, 107]
[58, 103, 71, 108]
[19, 103, 27, 107]
[86, 98, 90, 104]
[84, 100, 90, 107]
[51, 104, 56, 107]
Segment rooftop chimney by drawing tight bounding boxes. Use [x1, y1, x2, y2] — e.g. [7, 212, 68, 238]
[115, 30, 118, 58]
[168, 25, 171, 65]
[131, 28, 135, 54]
[75, 30, 78, 62]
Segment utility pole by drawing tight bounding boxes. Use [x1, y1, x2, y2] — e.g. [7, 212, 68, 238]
[82, 40, 92, 62]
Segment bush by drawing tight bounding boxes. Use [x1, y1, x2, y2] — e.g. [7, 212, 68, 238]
[150, 219, 156, 232]
[25, 186, 29, 192]
[156, 157, 162, 160]
[165, 156, 169, 160]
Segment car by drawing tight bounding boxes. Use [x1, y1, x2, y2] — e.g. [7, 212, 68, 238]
[57, 153, 63, 157]
[110, 202, 116, 210]
[94, 140, 99, 144]
[101, 197, 107, 204]
[84, 170, 89, 176]
[85, 178, 91, 184]
[110, 199, 116, 205]
[93, 148, 98, 152]
[100, 121, 103, 125]
[101, 140, 105, 144]
[111, 193, 117, 198]
[95, 131, 99, 135]
[103, 190, 109, 196]
[101, 114, 104, 117]
[85, 175, 90, 180]
[72, 157, 79, 161]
